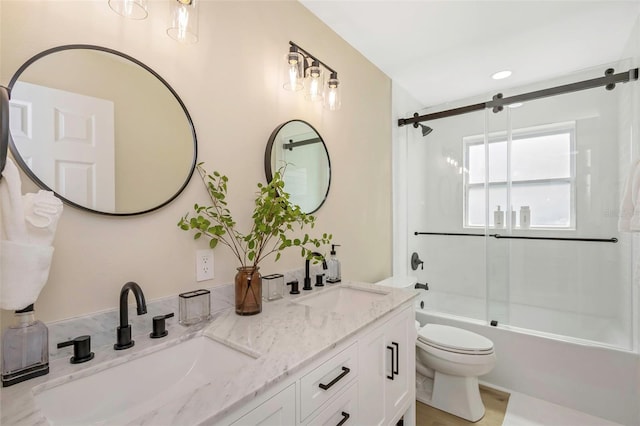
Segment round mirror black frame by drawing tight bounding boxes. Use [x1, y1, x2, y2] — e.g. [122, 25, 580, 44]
[0, 86, 8, 179]
[7, 44, 197, 216]
[264, 119, 331, 214]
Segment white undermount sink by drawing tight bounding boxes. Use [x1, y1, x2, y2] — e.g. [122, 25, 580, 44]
[33, 336, 255, 425]
[294, 285, 390, 314]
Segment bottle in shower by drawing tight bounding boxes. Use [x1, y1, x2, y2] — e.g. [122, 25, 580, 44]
[520, 206, 531, 229]
[1, 304, 49, 387]
[494, 206, 504, 228]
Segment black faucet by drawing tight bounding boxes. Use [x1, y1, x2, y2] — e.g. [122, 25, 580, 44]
[304, 252, 328, 291]
[114, 281, 147, 350]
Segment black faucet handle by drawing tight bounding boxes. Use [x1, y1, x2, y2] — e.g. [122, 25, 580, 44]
[315, 274, 325, 287]
[150, 312, 175, 339]
[57, 335, 95, 364]
[287, 280, 300, 294]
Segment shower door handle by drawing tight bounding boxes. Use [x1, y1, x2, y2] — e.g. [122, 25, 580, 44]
[386, 345, 395, 380]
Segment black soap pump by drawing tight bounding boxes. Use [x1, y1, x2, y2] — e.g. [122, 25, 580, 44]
[326, 244, 341, 283]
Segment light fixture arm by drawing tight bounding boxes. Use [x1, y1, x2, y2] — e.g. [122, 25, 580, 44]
[289, 41, 337, 76]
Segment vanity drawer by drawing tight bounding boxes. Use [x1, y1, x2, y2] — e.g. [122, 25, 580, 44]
[300, 342, 358, 421]
[306, 381, 358, 426]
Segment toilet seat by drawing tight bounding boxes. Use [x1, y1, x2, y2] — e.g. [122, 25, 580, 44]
[417, 324, 494, 355]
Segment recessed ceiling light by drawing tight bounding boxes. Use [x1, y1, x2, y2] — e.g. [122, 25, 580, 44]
[508, 102, 523, 108]
[491, 70, 512, 80]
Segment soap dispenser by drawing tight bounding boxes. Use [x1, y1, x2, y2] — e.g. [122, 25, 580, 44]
[326, 244, 342, 284]
[1, 304, 49, 387]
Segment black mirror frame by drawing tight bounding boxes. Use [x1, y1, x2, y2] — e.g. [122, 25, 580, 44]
[0, 86, 8, 180]
[264, 119, 331, 215]
[7, 44, 198, 216]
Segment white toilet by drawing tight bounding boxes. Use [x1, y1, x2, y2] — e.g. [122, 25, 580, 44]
[374, 276, 496, 422]
[415, 321, 496, 422]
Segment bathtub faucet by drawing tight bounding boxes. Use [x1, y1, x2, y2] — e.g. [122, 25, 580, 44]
[415, 282, 429, 291]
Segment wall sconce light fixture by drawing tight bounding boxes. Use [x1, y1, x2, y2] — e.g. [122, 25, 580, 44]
[108, 0, 199, 44]
[284, 41, 341, 111]
[167, 0, 199, 44]
[108, 0, 148, 20]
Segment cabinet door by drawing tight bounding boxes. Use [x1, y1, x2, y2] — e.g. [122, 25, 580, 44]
[358, 327, 387, 426]
[230, 383, 296, 426]
[385, 307, 415, 422]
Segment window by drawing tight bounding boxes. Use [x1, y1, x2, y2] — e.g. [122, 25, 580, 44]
[464, 122, 575, 229]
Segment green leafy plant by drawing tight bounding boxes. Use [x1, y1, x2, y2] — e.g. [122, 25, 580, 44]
[178, 163, 332, 268]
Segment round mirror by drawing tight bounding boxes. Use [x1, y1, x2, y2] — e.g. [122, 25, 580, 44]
[265, 120, 331, 214]
[8, 45, 197, 216]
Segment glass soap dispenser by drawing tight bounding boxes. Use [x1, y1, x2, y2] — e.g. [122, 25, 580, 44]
[1, 304, 49, 387]
[326, 244, 342, 284]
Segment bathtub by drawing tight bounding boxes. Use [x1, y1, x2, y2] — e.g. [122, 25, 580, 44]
[414, 305, 640, 426]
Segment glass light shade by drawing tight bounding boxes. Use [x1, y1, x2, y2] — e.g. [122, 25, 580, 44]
[167, 0, 199, 44]
[283, 48, 304, 91]
[304, 61, 324, 101]
[108, 0, 148, 19]
[323, 73, 341, 110]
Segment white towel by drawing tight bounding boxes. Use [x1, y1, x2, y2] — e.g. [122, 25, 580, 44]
[0, 241, 54, 311]
[0, 158, 63, 310]
[618, 159, 640, 232]
[0, 158, 28, 243]
[23, 190, 63, 246]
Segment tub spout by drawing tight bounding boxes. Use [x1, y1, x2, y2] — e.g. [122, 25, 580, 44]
[415, 282, 429, 291]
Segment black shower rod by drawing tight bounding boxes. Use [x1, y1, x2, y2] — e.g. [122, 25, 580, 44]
[283, 137, 322, 151]
[398, 67, 639, 127]
[414, 231, 618, 243]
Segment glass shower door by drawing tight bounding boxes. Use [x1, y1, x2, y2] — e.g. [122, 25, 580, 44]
[484, 63, 634, 349]
[407, 107, 488, 321]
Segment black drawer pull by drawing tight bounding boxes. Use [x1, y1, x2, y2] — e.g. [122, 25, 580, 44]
[386, 345, 395, 380]
[392, 342, 399, 375]
[336, 411, 350, 426]
[319, 366, 351, 390]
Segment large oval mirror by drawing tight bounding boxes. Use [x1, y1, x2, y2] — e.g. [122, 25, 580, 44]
[8, 45, 197, 216]
[265, 120, 331, 214]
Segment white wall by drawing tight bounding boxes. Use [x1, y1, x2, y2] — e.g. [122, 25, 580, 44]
[0, 0, 392, 324]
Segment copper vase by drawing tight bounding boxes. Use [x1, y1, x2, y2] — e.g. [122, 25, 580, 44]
[235, 266, 262, 315]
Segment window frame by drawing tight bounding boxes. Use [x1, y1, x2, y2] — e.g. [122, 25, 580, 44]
[463, 121, 577, 230]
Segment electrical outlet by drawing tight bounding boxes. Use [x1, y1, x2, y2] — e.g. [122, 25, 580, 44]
[196, 249, 214, 281]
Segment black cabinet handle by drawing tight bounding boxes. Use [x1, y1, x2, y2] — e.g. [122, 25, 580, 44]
[386, 345, 395, 380]
[392, 342, 399, 375]
[336, 411, 350, 426]
[319, 366, 351, 390]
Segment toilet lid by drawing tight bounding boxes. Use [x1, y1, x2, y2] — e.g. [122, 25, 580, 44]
[417, 324, 494, 354]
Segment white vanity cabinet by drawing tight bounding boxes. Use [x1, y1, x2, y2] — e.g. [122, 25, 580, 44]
[218, 301, 415, 426]
[358, 305, 416, 426]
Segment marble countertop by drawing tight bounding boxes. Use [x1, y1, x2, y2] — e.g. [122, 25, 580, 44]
[0, 281, 417, 425]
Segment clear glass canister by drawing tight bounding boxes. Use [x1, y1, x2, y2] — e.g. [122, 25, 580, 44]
[262, 274, 284, 301]
[178, 289, 211, 325]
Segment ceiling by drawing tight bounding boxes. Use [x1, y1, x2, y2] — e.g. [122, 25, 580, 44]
[300, 1, 640, 108]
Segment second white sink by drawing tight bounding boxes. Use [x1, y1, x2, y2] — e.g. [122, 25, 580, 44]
[294, 285, 389, 314]
[33, 335, 255, 425]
